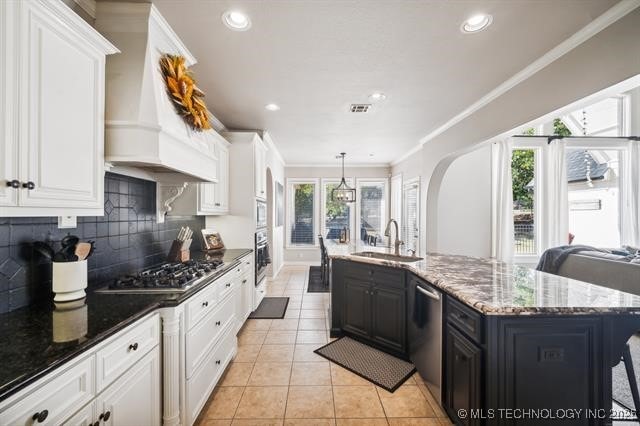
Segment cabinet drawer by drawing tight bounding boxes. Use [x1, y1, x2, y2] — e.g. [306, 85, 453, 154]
[186, 323, 237, 425]
[0, 356, 94, 426]
[186, 294, 236, 378]
[446, 298, 483, 343]
[185, 279, 219, 330]
[218, 270, 238, 301]
[95, 314, 160, 392]
[343, 262, 404, 289]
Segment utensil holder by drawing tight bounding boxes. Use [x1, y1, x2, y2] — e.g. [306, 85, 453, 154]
[52, 260, 88, 302]
[167, 240, 190, 262]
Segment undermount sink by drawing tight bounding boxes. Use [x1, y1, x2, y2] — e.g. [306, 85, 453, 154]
[351, 251, 423, 262]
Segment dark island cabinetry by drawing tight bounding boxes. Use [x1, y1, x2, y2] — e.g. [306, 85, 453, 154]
[332, 260, 407, 357]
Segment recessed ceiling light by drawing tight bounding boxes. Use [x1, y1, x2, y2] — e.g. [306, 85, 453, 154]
[369, 92, 386, 102]
[265, 103, 280, 111]
[222, 10, 251, 31]
[461, 14, 492, 34]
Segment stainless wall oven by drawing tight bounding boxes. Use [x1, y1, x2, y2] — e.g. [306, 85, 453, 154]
[255, 229, 269, 285]
[256, 200, 267, 229]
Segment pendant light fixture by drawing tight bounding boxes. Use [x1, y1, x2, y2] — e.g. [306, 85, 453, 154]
[332, 153, 356, 203]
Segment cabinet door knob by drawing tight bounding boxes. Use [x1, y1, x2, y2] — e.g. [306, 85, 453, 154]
[215, 360, 221, 365]
[202, 301, 209, 307]
[22, 181, 35, 190]
[32, 409, 48, 423]
[215, 321, 221, 326]
[226, 283, 231, 287]
[93, 421, 100, 426]
[6, 179, 19, 189]
[242, 279, 247, 284]
[99, 411, 111, 421]
[128, 342, 138, 351]
[215, 203, 221, 206]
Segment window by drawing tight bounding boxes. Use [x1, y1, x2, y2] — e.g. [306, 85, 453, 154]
[401, 179, 420, 253]
[322, 179, 354, 241]
[512, 148, 538, 255]
[287, 180, 318, 246]
[566, 148, 621, 247]
[357, 180, 388, 245]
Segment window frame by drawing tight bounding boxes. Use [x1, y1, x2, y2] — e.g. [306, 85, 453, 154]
[355, 178, 390, 245]
[401, 177, 421, 254]
[512, 139, 544, 263]
[285, 178, 320, 249]
[320, 177, 356, 242]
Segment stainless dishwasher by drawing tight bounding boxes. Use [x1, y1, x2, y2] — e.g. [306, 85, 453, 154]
[408, 276, 443, 404]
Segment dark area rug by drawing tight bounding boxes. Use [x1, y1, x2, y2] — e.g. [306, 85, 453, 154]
[307, 266, 329, 293]
[314, 336, 416, 392]
[249, 297, 289, 319]
[613, 334, 640, 417]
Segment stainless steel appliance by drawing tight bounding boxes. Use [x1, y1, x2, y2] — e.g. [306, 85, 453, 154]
[408, 276, 443, 403]
[96, 258, 225, 294]
[255, 229, 269, 285]
[256, 200, 267, 229]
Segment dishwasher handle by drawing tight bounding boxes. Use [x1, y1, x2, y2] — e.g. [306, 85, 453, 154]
[416, 285, 441, 301]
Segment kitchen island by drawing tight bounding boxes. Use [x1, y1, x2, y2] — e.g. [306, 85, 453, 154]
[327, 241, 640, 426]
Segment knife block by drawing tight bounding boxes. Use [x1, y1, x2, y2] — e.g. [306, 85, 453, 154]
[167, 239, 190, 262]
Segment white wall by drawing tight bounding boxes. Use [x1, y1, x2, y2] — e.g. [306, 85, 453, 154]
[392, 9, 640, 257]
[436, 145, 492, 257]
[283, 166, 390, 264]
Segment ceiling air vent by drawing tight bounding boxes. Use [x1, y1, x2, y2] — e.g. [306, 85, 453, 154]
[350, 104, 371, 113]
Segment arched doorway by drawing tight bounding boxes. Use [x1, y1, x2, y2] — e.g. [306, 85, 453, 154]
[266, 167, 274, 277]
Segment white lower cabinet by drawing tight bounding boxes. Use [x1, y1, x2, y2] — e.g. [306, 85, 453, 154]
[0, 314, 160, 426]
[96, 347, 161, 426]
[63, 401, 96, 426]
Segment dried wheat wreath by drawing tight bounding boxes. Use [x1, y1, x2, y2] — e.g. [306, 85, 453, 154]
[159, 54, 212, 131]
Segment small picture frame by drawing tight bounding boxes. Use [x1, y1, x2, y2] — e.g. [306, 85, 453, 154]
[201, 229, 225, 251]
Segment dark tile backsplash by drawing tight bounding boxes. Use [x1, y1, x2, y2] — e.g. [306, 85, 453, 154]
[0, 173, 205, 313]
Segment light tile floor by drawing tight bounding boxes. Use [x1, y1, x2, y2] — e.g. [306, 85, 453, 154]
[196, 266, 453, 426]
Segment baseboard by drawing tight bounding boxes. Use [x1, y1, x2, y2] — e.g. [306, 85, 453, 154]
[283, 261, 321, 266]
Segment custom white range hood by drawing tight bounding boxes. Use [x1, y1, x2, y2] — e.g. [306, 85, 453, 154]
[96, 2, 225, 183]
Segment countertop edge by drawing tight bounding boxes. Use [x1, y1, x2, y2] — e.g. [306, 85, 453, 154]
[0, 249, 253, 402]
[329, 253, 640, 316]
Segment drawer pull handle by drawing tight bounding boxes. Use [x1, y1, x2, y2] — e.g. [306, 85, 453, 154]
[216, 321, 221, 326]
[202, 301, 209, 307]
[453, 312, 468, 321]
[22, 181, 35, 190]
[128, 342, 139, 351]
[246, 262, 250, 265]
[6, 179, 19, 189]
[226, 283, 231, 287]
[32, 410, 48, 423]
[215, 202, 221, 206]
[99, 411, 111, 421]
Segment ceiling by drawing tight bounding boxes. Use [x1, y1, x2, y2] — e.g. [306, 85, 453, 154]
[151, 0, 619, 165]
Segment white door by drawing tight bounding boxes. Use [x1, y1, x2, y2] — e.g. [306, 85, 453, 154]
[63, 402, 96, 426]
[214, 143, 229, 212]
[96, 348, 161, 426]
[199, 183, 217, 213]
[18, 1, 104, 209]
[0, 0, 18, 207]
[254, 141, 266, 199]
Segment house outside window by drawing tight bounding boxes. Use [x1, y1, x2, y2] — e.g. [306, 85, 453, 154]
[357, 179, 388, 245]
[322, 179, 355, 241]
[287, 179, 319, 247]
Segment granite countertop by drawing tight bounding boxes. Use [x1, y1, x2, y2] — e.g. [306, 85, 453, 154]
[326, 241, 640, 316]
[0, 248, 252, 401]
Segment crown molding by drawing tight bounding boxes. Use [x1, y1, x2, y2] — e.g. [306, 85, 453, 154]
[286, 163, 390, 168]
[391, 0, 640, 166]
[72, 0, 96, 18]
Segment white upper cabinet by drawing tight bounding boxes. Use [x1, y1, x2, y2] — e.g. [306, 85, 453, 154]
[254, 139, 267, 199]
[168, 137, 230, 216]
[0, 0, 118, 216]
